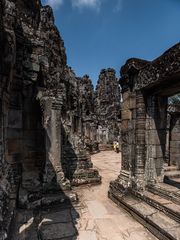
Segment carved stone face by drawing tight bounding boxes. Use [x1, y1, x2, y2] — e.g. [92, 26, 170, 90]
[40, 6, 54, 25]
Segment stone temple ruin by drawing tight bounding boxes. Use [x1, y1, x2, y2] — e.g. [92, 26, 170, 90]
[0, 0, 121, 238]
[109, 44, 180, 239]
[1, 0, 180, 240]
[95, 68, 121, 151]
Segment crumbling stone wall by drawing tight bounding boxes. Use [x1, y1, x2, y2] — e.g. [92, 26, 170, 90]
[0, 0, 122, 237]
[79, 74, 99, 153]
[0, 0, 101, 237]
[77, 69, 122, 153]
[60, 69, 101, 185]
[108, 46, 180, 240]
[109, 44, 180, 197]
[95, 68, 121, 150]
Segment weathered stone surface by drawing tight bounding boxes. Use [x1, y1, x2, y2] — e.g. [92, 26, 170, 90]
[39, 210, 77, 239]
[109, 45, 180, 240]
[0, 0, 121, 237]
[95, 68, 121, 148]
[39, 222, 77, 239]
[0, 0, 101, 236]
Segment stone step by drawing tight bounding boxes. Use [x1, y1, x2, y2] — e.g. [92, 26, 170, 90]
[135, 191, 180, 224]
[71, 169, 101, 186]
[108, 187, 180, 240]
[147, 183, 180, 205]
[164, 176, 180, 189]
[165, 170, 180, 179]
[174, 178, 180, 183]
[164, 166, 179, 172]
[19, 191, 78, 210]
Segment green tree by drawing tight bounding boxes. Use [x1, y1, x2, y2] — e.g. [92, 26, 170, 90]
[169, 94, 180, 104]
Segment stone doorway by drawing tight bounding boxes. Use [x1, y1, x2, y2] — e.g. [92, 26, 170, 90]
[21, 91, 46, 193]
[163, 96, 180, 188]
[109, 47, 180, 239]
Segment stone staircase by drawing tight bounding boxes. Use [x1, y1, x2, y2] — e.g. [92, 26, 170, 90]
[62, 146, 101, 186]
[164, 165, 180, 189]
[109, 181, 180, 240]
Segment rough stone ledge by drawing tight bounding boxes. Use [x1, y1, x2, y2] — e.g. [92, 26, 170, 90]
[71, 169, 101, 186]
[147, 183, 180, 205]
[18, 191, 78, 210]
[133, 190, 180, 224]
[108, 183, 180, 240]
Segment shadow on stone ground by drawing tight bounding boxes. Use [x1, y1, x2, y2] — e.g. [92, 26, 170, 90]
[9, 201, 80, 240]
[8, 126, 81, 239]
[164, 176, 180, 189]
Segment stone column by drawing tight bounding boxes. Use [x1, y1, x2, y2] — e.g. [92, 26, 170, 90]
[1, 92, 10, 175]
[0, 99, 2, 173]
[133, 91, 146, 190]
[169, 113, 180, 169]
[111, 89, 136, 190]
[0, 94, 5, 176]
[166, 113, 171, 165]
[40, 93, 70, 190]
[145, 95, 167, 185]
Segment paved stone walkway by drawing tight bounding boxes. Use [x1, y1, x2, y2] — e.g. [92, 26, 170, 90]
[11, 151, 157, 240]
[74, 151, 157, 240]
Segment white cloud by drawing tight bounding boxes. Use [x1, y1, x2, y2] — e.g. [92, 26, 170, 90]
[113, 0, 123, 12]
[72, 0, 101, 10]
[45, 0, 63, 9]
[44, 0, 123, 13]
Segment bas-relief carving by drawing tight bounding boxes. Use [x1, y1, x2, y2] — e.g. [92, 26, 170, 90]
[135, 44, 180, 90]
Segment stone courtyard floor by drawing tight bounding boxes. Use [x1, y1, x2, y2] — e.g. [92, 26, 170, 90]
[74, 151, 157, 240]
[11, 151, 157, 240]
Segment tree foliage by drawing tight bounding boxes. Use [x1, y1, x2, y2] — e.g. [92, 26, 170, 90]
[169, 94, 180, 105]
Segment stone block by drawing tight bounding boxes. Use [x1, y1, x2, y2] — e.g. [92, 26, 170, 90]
[121, 110, 132, 120]
[6, 153, 21, 164]
[39, 222, 77, 239]
[132, 109, 136, 119]
[171, 133, 180, 141]
[155, 146, 164, 158]
[170, 141, 180, 149]
[170, 147, 180, 154]
[8, 109, 22, 129]
[32, 62, 40, 72]
[129, 95, 136, 109]
[7, 139, 22, 154]
[123, 98, 130, 109]
[146, 130, 166, 145]
[122, 91, 130, 101]
[7, 128, 22, 139]
[121, 120, 129, 130]
[39, 56, 49, 67]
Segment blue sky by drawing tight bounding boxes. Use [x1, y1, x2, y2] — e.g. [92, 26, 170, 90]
[41, 0, 180, 85]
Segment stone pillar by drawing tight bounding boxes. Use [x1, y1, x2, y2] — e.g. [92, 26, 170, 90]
[169, 113, 180, 169]
[110, 88, 136, 190]
[166, 113, 171, 165]
[133, 91, 146, 190]
[1, 92, 10, 176]
[40, 93, 70, 190]
[145, 96, 167, 185]
[0, 98, 2, 174]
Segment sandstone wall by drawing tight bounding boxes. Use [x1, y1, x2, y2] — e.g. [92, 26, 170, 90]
[0, 0, 122, 237]
[0, 0, 100, 236]
[95, 68, 121, 148]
